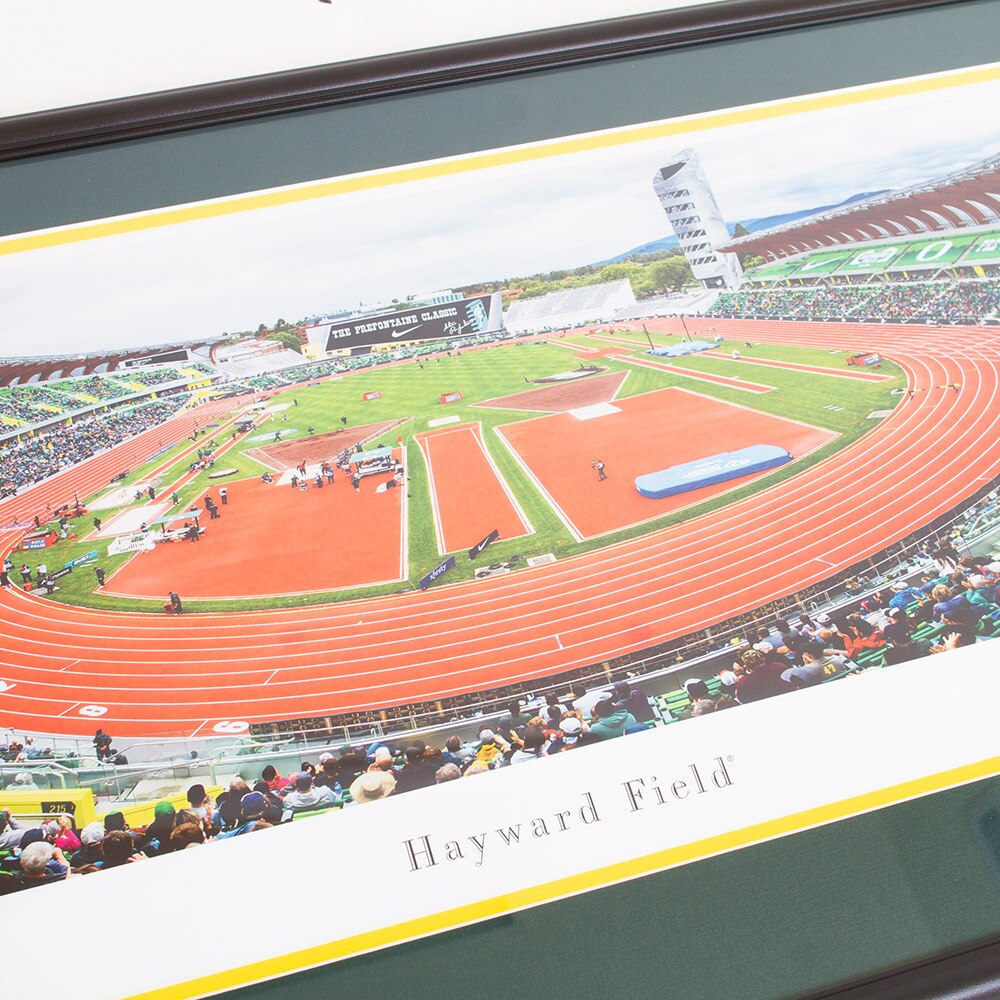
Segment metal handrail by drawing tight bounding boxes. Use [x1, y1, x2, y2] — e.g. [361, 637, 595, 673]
[0, 764, 70, 790]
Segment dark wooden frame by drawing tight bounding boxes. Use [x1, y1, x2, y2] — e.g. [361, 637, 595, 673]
[806, 939, 1000, 999]
[0, 0, 965, 161]
[3, 2, 999, 994]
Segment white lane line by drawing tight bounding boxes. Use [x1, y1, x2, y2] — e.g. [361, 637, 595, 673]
[493, 426, 584, 544]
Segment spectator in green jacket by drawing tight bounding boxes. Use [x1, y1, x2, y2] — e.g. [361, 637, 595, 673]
[587, 699, 636, 741]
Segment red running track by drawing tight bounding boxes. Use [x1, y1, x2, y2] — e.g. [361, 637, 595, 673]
[0, 321, 998, 738]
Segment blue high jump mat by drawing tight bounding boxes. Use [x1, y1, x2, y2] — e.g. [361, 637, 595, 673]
[648, 340, 716, 358]
[635, 444, 792, 499]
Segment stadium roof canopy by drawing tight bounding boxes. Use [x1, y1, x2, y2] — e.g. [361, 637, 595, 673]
[0, 336, 223, 387]
[719, 153, 1000, 261]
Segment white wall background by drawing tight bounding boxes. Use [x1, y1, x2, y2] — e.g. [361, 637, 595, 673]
[5, 0, 704, 117]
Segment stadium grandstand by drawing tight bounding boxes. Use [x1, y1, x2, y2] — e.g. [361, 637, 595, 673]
[0, 397, 190, 495]
[504, 279, 637, 333]
[0, 347, 226, 497]
[721, 152, 1000, 261]
[2, 485, 999, 891]
[708, 154, 1000, 323]
[708, 278, 1000, 324]
[0, 367, 212, 442]
[0, 337, 225, 387]
[209, 337, 307, 379]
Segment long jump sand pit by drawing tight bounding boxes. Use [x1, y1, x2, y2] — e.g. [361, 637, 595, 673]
[246, 420, 405, 472]
[97, 502, 167, 537]
[476, 370, 627, 413]
[496, 387, 836, 540]
[104, 468, 406, 600]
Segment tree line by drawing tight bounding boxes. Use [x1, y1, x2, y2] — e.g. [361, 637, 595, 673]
[457, 248, 695, 302]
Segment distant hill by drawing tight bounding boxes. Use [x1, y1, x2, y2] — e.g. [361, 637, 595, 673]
[593, 191, 890, 265]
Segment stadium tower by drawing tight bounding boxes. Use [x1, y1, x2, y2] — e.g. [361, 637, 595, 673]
[653, 148, 743, 290]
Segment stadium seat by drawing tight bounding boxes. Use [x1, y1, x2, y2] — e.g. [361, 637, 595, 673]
[290, 803, 343, 821]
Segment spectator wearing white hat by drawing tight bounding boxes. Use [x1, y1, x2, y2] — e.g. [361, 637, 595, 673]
[349, 770, 396, 805]
[546, 717, 585, 755]
[889, 580, 927, 611]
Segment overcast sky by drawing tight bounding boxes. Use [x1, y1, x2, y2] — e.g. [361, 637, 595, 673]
[2, 74, 999, 358]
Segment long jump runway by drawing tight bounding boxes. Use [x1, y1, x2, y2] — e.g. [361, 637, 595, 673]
[0, 323, 998, 736]
[415, 424, 532, 555]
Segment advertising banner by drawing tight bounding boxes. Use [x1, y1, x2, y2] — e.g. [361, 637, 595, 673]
[893, 234, 978, 268]
[840, 243, 906, 271]
[786, 250, 855, 277]
[21, 532, 54, 550]
[419, 555, 456, 590]
[468, 527, 500, 560]
[748, 259, 802, 280]
[965, 230, 1000, 263]
[64, 550, 98, 569]
[317, 293, 502, 353]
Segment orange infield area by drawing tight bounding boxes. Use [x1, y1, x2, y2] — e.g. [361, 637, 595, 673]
[104, 468, 405, 599]
[415, 423, 532, 554]
[496, 387, 837, 540]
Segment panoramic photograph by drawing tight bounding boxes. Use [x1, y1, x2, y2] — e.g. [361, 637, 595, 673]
[1, 64, 999, 901]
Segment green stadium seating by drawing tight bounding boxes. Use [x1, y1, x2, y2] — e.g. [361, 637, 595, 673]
[290, 803, 344, 821]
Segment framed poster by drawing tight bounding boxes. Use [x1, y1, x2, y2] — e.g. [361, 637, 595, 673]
[2, 5, 1000, 1000]
[0, 0, 968, 159]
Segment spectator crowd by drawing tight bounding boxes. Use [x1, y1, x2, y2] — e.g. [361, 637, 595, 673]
[0, 368, 193, 433]
[709, 277, 1000, 325]
[0, 398, 186, 495]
